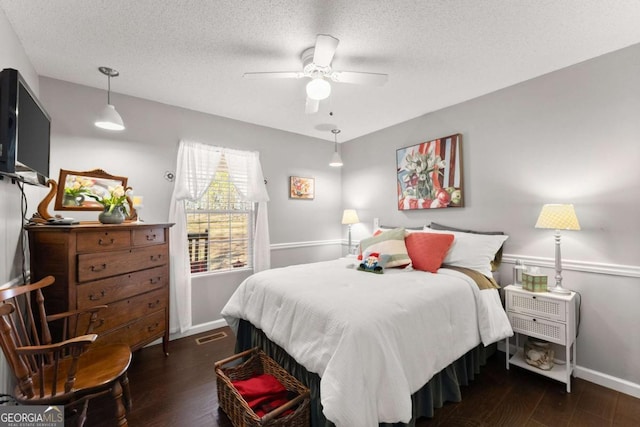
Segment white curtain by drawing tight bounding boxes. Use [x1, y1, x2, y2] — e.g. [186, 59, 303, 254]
[168, 140, 270, 333]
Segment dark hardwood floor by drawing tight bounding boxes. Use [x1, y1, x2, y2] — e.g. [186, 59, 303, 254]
[87, 327, 640, 426]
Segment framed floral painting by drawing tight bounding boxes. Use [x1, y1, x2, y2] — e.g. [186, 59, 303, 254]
[289, 176, 314, 199]
[396, 133, 463, 210]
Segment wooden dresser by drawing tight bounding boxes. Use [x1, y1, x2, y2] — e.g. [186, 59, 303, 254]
[26, 222, 172, 355]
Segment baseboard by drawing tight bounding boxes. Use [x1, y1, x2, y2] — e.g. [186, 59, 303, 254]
[574, 366, 640, 399]
[145, 319, 230, 348]
[173, 319, 229, 339]
[500, 340, 640, 398]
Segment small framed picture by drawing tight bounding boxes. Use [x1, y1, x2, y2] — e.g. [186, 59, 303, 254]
[289, 176, 314, 199]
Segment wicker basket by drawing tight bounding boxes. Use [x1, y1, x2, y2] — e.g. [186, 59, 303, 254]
[215, 347, 310, 427]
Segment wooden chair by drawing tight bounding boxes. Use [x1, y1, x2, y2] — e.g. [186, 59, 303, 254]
[0, 275, 132, 426]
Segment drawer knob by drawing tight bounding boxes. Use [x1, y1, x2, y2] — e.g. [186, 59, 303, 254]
[148, 299, 161, 309]
[150, 255, 162, 262]
[90, 263, 107, 272]
[146, 234, 157, 241]
[89, 290, 106, 301]
[98, 238, 115, 246]
[147, 323, 160, 332]
[150, 277, 161, 284]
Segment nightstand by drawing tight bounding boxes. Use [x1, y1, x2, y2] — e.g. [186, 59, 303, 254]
[504, 284, 577, 392]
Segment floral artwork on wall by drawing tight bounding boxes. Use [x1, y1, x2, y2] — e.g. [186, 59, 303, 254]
[396, 133, 463, 210]
[289, 176, 315, 199]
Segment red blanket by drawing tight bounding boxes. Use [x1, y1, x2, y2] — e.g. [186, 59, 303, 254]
[232, 373, 294, 417]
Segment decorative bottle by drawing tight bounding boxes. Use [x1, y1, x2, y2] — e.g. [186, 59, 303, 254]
[513, 259, 526, 285]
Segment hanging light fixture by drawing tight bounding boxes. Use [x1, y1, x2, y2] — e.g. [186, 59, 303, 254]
[95, 66, 125, 131]
[306, 77, 331, 100]
[329, 128, 343, 167]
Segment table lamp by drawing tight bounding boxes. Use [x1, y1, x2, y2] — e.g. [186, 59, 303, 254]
[341, 209, 360, 254]
[535, 204, 580, 294]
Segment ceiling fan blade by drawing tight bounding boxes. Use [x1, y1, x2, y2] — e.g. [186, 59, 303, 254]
[305, 97, 319, 114]
[243, 72, 304, 79]
[331, 71, 388, 86]
[313, 34, 339, 67]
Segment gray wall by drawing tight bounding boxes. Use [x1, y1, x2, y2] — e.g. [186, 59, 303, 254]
[0, 6, 45, 398]
[0, 9, 42, 286]
[342, 44, 640, 390]
[36, 77, 343, 329]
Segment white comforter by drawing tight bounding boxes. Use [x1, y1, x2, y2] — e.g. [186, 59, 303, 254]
[222, 258, 512, 427]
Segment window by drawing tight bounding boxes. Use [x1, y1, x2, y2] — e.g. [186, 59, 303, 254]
[185, 154, 254, 273]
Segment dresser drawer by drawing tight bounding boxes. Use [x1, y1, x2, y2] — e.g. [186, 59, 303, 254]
[127, 309, 166, 347]
[133, 227, 166, 246]
[508, 312, 566, 345]
[90, 288, 167, 334]
[76, 230, 131, 252]
[507, 291, 566, 322]
[77, 245, 168, 282]
[91, 310, 166, 351]
[94, 310, 166, 350]
[77, 266, 167, 308]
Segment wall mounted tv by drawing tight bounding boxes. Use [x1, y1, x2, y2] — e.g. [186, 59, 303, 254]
[0, 68, 51, 186]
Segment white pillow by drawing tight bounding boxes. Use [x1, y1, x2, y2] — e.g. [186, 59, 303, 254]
[421, 228, 508, 277]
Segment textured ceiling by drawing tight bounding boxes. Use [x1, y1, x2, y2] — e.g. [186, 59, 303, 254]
[2, 0, 640, 142]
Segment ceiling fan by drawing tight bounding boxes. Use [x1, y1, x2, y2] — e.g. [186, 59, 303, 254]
[243, 34, 388, 114]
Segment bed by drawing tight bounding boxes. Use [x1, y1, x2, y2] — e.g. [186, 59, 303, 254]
[221, 227, 513, 427]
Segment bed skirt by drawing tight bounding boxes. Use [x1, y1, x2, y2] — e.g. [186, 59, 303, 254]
[235, 319, 495, 427]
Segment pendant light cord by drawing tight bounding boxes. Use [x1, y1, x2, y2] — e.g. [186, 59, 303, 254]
[107, 75, 111, 104]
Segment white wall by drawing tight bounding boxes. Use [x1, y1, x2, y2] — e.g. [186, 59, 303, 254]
[37, 77, 343, 329]
[342, 44, 640, 394]
[0, 6, 44, 398]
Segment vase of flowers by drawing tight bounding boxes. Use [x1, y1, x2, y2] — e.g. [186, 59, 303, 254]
[88, 185, 129, 224]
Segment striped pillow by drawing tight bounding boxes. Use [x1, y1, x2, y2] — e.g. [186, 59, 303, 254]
[359, 228, 410, 268]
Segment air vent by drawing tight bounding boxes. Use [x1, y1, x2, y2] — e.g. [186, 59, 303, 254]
[195, 331, 227, 345]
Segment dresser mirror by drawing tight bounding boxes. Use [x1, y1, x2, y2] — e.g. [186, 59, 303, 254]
[32, 168, 136, 223]
[54, 168, 129, 211]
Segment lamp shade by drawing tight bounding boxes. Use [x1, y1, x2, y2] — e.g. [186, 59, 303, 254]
[306, 77, 331, 100]
[95, 104, 125, 131]
[341, 209, 360, 225]
[329, 151, 343, 167]
[535, 204, 581, 230]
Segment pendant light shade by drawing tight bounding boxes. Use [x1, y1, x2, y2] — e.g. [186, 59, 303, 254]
[95, 104, 125, 130]
[329, 129, 343, 167]
[329, 151, 343, 167]
[95, 66, 125, 131]
[306, 77, 331, 100]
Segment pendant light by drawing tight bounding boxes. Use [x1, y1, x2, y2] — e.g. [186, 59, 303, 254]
[329, 129, 343, 167]
[95, 66, 125, 131]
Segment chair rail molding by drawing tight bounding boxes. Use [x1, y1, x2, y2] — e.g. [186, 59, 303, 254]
[270, 239, 342, 251]
[502, 254, 640, 279]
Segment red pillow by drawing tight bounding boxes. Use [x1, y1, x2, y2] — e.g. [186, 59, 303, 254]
[405, 232, 454, 273]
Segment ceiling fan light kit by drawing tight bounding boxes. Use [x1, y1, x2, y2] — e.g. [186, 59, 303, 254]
[306, 77, 331, 100]
[243, 34, 388, 114]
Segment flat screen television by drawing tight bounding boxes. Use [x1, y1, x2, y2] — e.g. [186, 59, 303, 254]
[0, 68, 51, 186]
